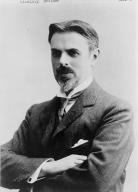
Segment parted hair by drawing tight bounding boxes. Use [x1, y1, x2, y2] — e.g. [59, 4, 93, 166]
[48, 20, 99, 50]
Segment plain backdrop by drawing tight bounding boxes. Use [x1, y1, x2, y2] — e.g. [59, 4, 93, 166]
[0, 0, 137, 191]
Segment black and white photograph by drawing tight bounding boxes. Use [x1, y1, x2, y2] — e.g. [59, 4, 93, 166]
[0, 0, 137, 192]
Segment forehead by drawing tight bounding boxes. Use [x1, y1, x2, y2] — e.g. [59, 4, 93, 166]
[50, 32, 89, 50]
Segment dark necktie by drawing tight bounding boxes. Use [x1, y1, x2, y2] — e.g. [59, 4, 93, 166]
[58, 91, 82, 121]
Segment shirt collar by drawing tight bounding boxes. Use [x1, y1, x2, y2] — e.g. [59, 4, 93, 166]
[57, 76, 93, 99]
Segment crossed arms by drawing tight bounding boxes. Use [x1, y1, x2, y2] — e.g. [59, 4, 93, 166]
[0, 101, 134, 192]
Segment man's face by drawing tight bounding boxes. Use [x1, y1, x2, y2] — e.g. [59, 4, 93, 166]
[50, 32, 97, 94]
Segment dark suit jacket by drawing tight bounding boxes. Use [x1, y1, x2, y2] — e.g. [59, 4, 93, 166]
[0, 80, 134, 192]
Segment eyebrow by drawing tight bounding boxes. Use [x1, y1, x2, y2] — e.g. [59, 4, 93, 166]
[51, 48, 80, 52]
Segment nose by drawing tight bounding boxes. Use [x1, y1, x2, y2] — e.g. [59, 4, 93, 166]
[59, 52, 69, 67]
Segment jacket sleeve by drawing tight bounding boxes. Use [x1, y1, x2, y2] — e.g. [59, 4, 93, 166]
[0, 106, 48, 189]
[86, 101, 134, 191]
[36, 101, 134, 192]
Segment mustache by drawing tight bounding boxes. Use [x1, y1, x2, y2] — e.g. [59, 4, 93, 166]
[56, 66, 74, 75]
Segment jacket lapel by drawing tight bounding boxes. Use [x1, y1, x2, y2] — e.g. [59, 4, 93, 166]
[52, 96, 84, 138]
[52, 80, 100, 138]
[40, 97, 60, 147]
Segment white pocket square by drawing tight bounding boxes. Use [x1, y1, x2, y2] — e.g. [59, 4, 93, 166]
[71, 139, 88, 148]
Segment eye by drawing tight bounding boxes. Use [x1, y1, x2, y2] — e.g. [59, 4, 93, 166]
[67, 49, 79, 57]
[51, 49, 61, 58]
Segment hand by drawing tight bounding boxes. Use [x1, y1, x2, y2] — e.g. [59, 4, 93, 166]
[40, 154, 87, 177]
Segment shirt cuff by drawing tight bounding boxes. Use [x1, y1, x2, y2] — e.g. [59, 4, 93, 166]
[27, 158, 54, 184]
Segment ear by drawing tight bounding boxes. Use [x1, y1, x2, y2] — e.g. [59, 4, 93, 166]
[92, 48, 100, 59]
[90, 48, 100, 67]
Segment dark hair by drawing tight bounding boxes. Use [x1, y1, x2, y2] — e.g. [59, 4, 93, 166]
[48, 20, 99, 50]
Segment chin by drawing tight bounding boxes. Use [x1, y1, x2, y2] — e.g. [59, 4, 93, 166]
[59, 78, 78, 94]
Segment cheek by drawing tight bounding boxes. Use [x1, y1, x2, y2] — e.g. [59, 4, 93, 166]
[71, 65, 83, 79]
[52, 59, 59, 70]
[72, 59, 85, 71]
[52, 64, 57, 76]
[51, 57, 56, 65]
[74, 59, 91, 76]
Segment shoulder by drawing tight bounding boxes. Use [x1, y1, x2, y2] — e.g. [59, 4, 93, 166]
[25, 97, 58, 119]
[23, 97, 59, 131]
[90, 81, 133, 120]
[29, 100, 52, 112]
[98, 87, 132, 112]
[90, 81, 131, 109]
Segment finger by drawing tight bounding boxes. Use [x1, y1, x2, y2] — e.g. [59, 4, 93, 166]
[74, 159, 85, 165]
[72, 155, 87, 160]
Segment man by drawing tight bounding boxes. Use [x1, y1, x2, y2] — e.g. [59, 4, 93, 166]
[0, 20, 134, 192]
